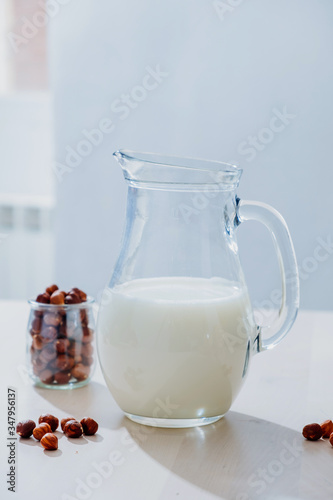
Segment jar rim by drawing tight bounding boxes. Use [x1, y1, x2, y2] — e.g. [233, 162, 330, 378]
[28, 296, 95, 309]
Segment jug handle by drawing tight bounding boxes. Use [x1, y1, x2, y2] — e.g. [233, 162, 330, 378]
[236, 199, 300, 352]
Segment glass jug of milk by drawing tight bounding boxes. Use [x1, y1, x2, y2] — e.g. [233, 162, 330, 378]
[97, 151, 299, 428]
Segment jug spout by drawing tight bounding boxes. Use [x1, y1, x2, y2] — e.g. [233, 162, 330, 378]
[113, 150, 127, 167]
[113, 150, 242, 190]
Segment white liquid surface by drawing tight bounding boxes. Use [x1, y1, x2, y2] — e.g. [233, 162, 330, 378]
[97, 277, 256, 420]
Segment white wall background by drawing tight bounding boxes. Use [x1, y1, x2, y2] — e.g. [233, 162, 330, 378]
[49, 0, 333, 310]
[0, 94, 54, 299]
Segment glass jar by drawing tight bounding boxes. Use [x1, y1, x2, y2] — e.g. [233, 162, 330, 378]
[27, 297, 95, 389]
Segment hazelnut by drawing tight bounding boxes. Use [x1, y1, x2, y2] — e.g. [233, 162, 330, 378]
[54, 371, 72, 384]
[302, 423, 323, 441]
[16, 420, 36, 438]
[38, 414, 59, 432]
[81, 343, 93, 357]
[43, 313, 61, 327]
[61, 416, 76, 431]
[80, 417, 98, 436]
[40, 325, 57, 343]
[55, 338, 70, 354]
[71, 363, 90, 381]
[45, 284, 59, 295]
[40, 433, 58, 450]
[33, 422, 52, 441]
[32, 357, 47, 375]
[82, 355, 94, 366]
[82, 328, 94, 344]
[58, 321, 68, 337]
[329, 433, 333, 447]
[39, 369, 54, 384]
[63, 420, 83, 438]
[80, 309, 88, 325]
[30, 345, 39, 362]
[67, 327, 82, 341]
[70, 288, 87, 302]
[39, 344, 57, 363]
[32, 334, 44, 350]
[30, 317, 42, 334]
[65, 292, 81, 304]
[73, 354, 82, 364]
[67, 341, 82, 357]
[36, 293, 50, 304]
[55, 354, 75, 371]
[320, 420, 333, 438]
[50, 290, 65, 305]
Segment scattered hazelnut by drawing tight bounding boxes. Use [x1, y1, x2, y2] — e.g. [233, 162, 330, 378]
[302, 423, 323, 441]
[329, 433, 333, 447]
[36, 293, 50, 304]
[50, 290, 65, 305]
[45, 284, 58, 295]
[38, 414, 59, 432]
[61, 417, 76, 431]
[63, 420, 83, 438]
[80, 417, 98, 436]
[16, 420, 36, 438]
[40, 433, 58, 451]
[320, 420, 333, 438]
[33, 422, 52, 441]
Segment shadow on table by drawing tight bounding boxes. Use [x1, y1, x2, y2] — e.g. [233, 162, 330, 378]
[121, 411, 332, 500]
[33, 381, 124, 430]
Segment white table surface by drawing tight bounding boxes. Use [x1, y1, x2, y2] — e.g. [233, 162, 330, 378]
[1, 302, 333, 500]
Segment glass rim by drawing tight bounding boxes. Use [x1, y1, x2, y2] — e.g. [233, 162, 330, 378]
[28, 296, 95, 309]
[114, 150, 242, 188]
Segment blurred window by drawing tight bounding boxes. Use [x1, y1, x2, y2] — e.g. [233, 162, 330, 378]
[0, 0, 54, 299]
